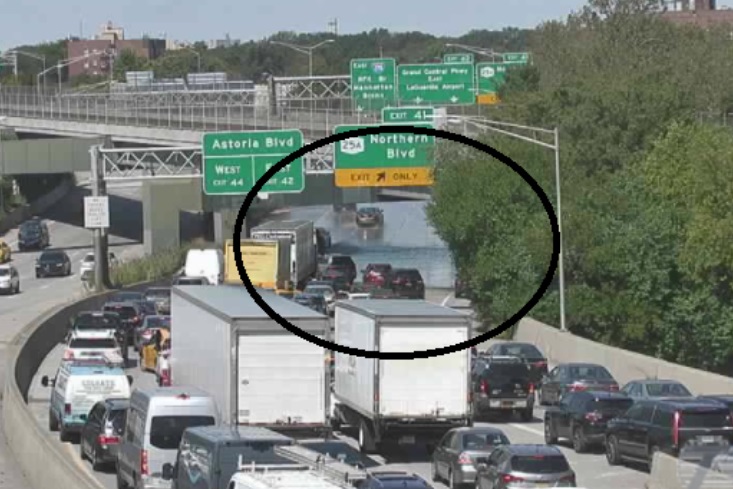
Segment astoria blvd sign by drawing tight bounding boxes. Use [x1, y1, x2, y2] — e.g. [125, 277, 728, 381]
[201, 130, 305, 196]
[397, 63, 475, 105]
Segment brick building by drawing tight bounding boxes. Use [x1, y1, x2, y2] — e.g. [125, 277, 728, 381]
[660, 0, 733, 28]
[66, 22, 166, 78]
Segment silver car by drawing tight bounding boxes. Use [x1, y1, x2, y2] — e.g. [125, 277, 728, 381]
[431, 427, 510, 487]
[620, 379, 693, 401]
[475, 444, 576, 489]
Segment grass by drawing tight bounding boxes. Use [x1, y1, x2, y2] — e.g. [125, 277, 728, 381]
[105, 238, 208, 288]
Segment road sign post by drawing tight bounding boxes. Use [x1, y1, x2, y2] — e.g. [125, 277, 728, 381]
[333, 124, 436, 188]
[382, 106, 436, 125]
[202, 130, 305, 196]
[443, 53, 474, 64]
[84, 196, 110, 229]
[397, 63, 475, 105]
[350, 58, 397, 112]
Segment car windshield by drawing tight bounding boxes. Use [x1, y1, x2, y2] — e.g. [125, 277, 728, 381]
[103, 306, 137, 319]
[83, 255, 95, 263]
[144, 317, 171, 329]
[0, 269, 9, 276]
[146, 289, 170, 299]
[587, 398, 634, 413]
[645, 383, 692, 397]
[484, 363, 529, 379]
[111, 292, 144, 302]
[305, 286, 332, 295]
[75, 314, 119, 329]
[461, 432, 510, 450]
[149, 415, 216, 449]
[568, 365, 613, 380]
[510, 454, 570, 474]
[39, 252, 64, 262]
[20, 224, 40, 235]
[69, 338, 117, 349]
[108, 409, 127, 435]
[494, 344, 543, 359]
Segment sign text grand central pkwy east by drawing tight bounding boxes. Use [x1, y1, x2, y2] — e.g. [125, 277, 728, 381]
[202, 130, 305, 196]
[334, 125, 436, 188]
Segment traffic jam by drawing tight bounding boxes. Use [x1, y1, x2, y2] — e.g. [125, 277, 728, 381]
[35, 210, 733, 489]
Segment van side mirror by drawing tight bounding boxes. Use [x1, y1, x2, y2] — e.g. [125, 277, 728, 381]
[41, 376, 53, 387]
[161, 463, 174, 480]
[127, 375, 134, 386]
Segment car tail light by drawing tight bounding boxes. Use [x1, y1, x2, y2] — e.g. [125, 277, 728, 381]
[98, 434, 120, 445]
[673, 411, 680, 447]
[609, 384, 619, 391]
[532, 361, 547, 368]
[141, 450, 149, 476]
[501, 474, 524, 483]
[585, 410, 602, 423]
[64, 403, 71, 415]
[457, 452, 472, 465]
[480, 380, 489, 394]
[132, 316, 140, 324]
[528, 383, 535, 394]
[569, 382, 587, 392]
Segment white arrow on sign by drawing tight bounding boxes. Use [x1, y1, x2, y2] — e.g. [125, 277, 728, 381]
[415, 97, 423, 104]
[356, 105, 364, 112]
[450, 96, 458, 103]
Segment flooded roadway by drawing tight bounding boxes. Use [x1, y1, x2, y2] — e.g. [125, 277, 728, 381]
[268, 201, 455, 288]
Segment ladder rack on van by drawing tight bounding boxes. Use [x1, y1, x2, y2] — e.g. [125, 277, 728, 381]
[274, 445, 367, 485]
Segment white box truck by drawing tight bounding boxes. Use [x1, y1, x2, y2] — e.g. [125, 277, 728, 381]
[250, 220, 317, 290]
[332, 300, 473, 453]
[170, 285, 332, 435]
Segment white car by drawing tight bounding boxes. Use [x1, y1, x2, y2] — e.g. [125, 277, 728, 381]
[0, 264, 20, 295]
[63, 335, 123, 364]
[79, 252, 119, 276]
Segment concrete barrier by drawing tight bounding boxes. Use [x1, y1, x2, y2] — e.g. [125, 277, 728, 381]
[514, 317, 733, 394]
[0, 176, 74, 235]
[3, 280, 162, 489]
[646, 452, 733, 489]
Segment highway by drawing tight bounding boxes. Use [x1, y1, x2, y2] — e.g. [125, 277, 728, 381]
[27, 284, 649, 489]
[0, 181, 145, 488]
[271, 201, 455, 288]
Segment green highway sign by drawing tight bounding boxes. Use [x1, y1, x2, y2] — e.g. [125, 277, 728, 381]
[476, 62, 508, 94]
[397, 63, 475, 105]
[382, 106, 436, 125]
[443, 53, 474, 64]
[333, 124, 436, 188]
[350, 58, 397, 111]
[202, 130, 304, 195]
[502, 52, 530, 64]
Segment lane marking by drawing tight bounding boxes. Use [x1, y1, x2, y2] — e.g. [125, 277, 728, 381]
[441, 292, 454, 306]
[40, 284, 51, 290]
[508, 423, 545, 437]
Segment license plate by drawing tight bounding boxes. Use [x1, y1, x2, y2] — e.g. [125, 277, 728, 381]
[700, 436, 716, 444]
[533, 484, 550, 488]
[398, 436, 416, 445]
[501, 401, 514, 407]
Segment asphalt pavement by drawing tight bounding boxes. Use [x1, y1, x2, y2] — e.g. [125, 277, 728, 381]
[28, 286, 650, 489]
[0, 182, 145, 488]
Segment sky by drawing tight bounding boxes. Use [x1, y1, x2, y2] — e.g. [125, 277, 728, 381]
[0, 0, 603, 50]
[3, 0, 733, 51]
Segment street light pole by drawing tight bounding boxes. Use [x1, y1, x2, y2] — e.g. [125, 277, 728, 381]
[0, 116, 6, 214]
[448, 116, 568, 332]
[445, 43, 499, 60]
[270, 39, 335, 77]
[35, 54, 91, 94]
[7, 50, 46, 93]
[184, 47, 201, 73]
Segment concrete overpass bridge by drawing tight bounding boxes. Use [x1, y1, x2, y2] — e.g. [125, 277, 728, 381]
[0, 82, 438, 252]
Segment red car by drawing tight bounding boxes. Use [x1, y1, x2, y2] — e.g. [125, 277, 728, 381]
[363, 263, 392, 288]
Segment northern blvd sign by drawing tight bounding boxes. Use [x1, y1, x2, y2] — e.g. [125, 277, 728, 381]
[202, 130, 304, 195]
[333, 124, 435, 188]
[350, 58, 397, 111]
[397, 63, 475, 105]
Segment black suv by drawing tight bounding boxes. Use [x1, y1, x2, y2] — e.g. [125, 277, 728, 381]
[35, 250, 72, 278]
[357, 471, 433, 489]
[390, 268, 425, 299]
[605, 398, 733, 469]
[18, 219, 49, 251]
[484, 342, 548, 384]
[544, 391, 633, 453]
[324, 254, 357, 285]
[472, 356, 534, 421]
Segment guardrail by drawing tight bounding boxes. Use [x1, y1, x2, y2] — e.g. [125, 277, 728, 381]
[3, 280, 163, 489]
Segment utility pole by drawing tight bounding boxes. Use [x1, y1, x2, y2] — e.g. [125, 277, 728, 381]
[90, 144, 111, 292]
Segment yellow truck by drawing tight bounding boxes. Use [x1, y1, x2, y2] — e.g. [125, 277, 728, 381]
[224, 239, 292, 292]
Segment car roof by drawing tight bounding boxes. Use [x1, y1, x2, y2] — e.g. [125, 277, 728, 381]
[638, 398, 731, 410]
[632, 379, 685, 385]
[103, 301, 139, 308]
[502, 444, 564, 456]
[451, 426, 507, 436]
[560, 362, 607, 368]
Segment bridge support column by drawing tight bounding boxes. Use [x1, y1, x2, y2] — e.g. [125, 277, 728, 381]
[142, 179, 202, 255]
[213, 209, 242, 246]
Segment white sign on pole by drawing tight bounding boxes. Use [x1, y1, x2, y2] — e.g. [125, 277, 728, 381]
[84, 196, 110, 229]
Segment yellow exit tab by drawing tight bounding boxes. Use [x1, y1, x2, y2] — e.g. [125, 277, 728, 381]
[335, 167, 434, 188]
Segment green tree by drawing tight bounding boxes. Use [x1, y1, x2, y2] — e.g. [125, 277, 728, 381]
[112, 49, 151, 81]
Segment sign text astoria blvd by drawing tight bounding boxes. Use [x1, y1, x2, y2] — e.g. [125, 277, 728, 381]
[201, 130, 304, 196]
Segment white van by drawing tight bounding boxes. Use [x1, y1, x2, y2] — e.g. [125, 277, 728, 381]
[116, 387, 219, 489]
[184, 249, 223, 286]
[41, 359, 132, 442]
